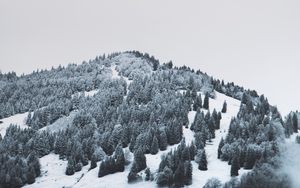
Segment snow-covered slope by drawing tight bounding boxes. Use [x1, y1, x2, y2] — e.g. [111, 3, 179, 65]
[0, 112, 29, 136]
[24, 91, 249, 188]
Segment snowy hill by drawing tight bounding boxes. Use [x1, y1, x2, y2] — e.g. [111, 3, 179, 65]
[0, 51, 297, 188]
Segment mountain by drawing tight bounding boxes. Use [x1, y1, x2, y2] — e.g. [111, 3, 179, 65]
[0, 51, 298, 188]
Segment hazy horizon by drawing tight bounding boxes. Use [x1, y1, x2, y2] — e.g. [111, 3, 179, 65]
[1, 0, 299, 115]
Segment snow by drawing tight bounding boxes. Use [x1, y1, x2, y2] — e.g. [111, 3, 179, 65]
[22, 91, 249, 188]
[40, 111, 78, 133]
[71, 89, 99, 98]
[24, 153, 90, 188]
[190, 91, 249, 187]
[0, 112, 29, 136]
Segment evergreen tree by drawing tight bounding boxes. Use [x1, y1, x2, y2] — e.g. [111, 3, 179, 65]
[27, 165, 36, 184]
[203, 93, 209, 110]
[90, 155, 97, 170]
[132, 148, 146, 173]
[145, 168, 151, 181]
[114, 144, 125, 172]
[231, 155, 240, 177]
[156, 166, 173, 186]
[150, 136, 159, 155]
[159, 130, 168, 151]
[198, 150, 208, 171]
[66, 158, 75, 176]
[174, 162, 185, 187]
[293, 113, 298, 133]
[184, 160, 193, 185]
[221, 101, 227, 113]
[193, 95, 202, 111]
[98, 160, 107, 177]
[218, 138, 225, 159]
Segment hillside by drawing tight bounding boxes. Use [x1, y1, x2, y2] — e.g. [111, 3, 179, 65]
[0, 51, 298, 188]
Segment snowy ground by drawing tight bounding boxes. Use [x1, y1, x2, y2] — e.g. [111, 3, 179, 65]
[23, 91, 250, 188]
[23, 153, 91, 188]
[0, 112, 29, 136]
[40, 111, 79, 133]
[190, 91, 250, 187]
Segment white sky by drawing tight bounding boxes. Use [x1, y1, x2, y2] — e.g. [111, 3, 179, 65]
[0, 0, 299, 115]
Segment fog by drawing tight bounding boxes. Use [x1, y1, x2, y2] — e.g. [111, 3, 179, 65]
[1, 0, 300, 115]
[280, 138, 300, 188]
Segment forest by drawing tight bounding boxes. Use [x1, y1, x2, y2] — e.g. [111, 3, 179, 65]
[0, 51, 298, 188]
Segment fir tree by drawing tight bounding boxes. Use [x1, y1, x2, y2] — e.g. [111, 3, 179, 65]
[174, 162, 185, 187]
[193, 95, 202, 111]
[198, 150, 208, 171]
[114, 144, 125, 172]
[218, 138, 225, 159]
[159, 130, 168, 151]
[145, 168, 151, 181]
[293, 113, 298, 133]
[221, 101, 227, 113]
[90, 155, 97, 170]
[27, 165, 36, 184]
[184, 160, 193, 185]
[203, 93, 209, 110]
[150, 136, 159, 155]
[231, 155, 240, 177]
[66, 158, 75, 176]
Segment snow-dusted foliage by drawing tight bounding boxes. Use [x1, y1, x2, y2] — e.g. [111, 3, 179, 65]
[0, 51, 295, 188]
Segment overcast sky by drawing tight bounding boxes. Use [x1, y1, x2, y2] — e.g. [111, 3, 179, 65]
[0, 0, 299, 115]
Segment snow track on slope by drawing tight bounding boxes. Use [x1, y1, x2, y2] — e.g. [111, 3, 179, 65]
[0, 112, 29, 136]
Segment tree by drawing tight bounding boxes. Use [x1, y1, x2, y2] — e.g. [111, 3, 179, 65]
[150, 136, 159, 155]
[203, 178, 222, 188]
[203, 93, 209, 110]
[231, 155, 240, 177]
[157, 166, 173, 186]
[292, 113, 298, 133]
[131, 148, 146, 173]
[218, 138, 225, 159]
[174, 162, 185, 187]
[145, 168, 151, 181]
[66, 158, 75, 176]
[98, 160, 107, 178]
[27, 165, 36, 184]
[193, 95, 202, 111]
[114, 144, 125, 172]
[90, 154, 97, 170]
[198, 150, 208, 171]
[222, 101, 227, 113]
[159, 130, 168, 151]
[184, 160, 193, 185]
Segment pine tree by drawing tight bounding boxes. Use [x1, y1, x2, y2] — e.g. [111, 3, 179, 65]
[184, 160, 193, 185]
[114, 144, 125, 172]
[90, 155, 97, 170]
[198, 150, 208, 171]
[145, 168, 151, 181]
[66, 158, 75, 176]
[156, 166, 173, 186]
[189, 142, 196, 160]
[159, 130, 168, 151]
[98, 160, 107, 177]
[150, 136, 159, 155]
[193, 95, 202, 111]
[132, 148, 146, 172]
[203, 93, 209, 110]
[293, 113, 298, 133]
[221, 101, 227, 113]
[27, 165, 36, 184]
[231, 155, 240, 177]
[174, 162, 185, 187]
[218, 138, 225, 159]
